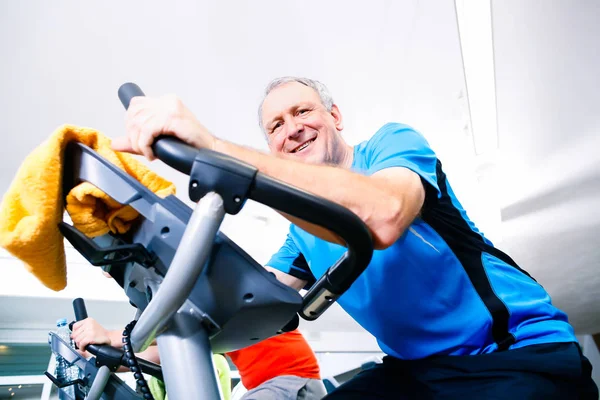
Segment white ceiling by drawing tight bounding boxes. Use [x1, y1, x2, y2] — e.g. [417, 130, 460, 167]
[0, 0, 598, 348]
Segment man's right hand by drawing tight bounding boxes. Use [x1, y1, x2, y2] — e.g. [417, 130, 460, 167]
[112, 95, 218, 161]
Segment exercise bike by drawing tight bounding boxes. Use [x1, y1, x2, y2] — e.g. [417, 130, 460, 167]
[45, 83, 374, 399]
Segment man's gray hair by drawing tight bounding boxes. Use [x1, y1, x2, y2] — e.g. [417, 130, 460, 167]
[258, 76, 334, 132]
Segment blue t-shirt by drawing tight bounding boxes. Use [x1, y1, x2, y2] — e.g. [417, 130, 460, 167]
[267, 123, 575, 360]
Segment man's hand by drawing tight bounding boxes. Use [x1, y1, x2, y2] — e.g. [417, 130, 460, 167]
[71, 317, 112, 355]
[112, 95, 218, 160]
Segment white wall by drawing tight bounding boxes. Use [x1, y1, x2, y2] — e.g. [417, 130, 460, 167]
[491, 0, 600, 334]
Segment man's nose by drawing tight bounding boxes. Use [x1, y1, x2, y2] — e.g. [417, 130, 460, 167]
[285, 120, 304, 139]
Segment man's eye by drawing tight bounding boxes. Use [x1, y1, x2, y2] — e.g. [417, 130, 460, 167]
[297, 109, 309, 115]
[271, 121, 282, 133]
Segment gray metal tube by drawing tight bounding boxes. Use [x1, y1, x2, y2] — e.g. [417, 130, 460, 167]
[130, 192, 225, 352]
[157, 312, 222, 400]
[85, 366, 110, 400]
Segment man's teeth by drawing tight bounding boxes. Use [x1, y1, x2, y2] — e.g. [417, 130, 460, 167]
[294, 139, 314, 153]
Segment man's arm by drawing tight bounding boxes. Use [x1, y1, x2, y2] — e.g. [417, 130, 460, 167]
[265, 266, 307, 291]
[115, 96, 424, 250]
[264, 234, 313, 291]
[215, 140, 424, 249]
[72, 318, 160, 371]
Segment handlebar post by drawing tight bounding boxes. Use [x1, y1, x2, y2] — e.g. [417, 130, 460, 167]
[129, 192, 226, 352]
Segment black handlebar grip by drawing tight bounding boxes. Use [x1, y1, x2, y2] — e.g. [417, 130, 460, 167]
[73, 298, 88, 322]
[118, 82, 145, 110]
[153, 136, 198, 175]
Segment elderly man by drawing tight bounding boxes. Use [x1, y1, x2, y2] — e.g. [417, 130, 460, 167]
[113, 77, 597, 399]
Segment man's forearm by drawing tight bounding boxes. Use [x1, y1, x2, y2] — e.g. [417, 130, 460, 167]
[265, 266, 307, 291]
[214, 139, 404, 248]
[107, 330, 161, 371]
[108, 330, 157, 349]
[108, 329, 124, 348]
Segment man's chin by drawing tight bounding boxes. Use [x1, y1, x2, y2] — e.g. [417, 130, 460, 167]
[284, 146, 324, 164]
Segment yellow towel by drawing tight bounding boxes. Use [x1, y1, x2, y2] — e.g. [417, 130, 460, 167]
[0, 124, 175, 291]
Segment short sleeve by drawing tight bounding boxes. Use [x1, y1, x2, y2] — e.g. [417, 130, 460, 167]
[266, 233, 316, 285]
[366, 123, 441, 198]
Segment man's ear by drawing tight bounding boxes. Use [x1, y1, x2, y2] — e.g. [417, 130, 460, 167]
[330, 104, 344, 132]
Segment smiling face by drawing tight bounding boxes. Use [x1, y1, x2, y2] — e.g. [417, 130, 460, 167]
[261, 82, 346, 165]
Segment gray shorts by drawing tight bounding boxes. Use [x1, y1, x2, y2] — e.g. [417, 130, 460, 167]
[240, 375, 327, 400]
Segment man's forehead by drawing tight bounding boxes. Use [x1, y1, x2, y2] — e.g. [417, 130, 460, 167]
[262, 82, 321, 122]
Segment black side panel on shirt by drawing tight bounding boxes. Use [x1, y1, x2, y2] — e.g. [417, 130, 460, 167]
[420, 159, 535, 351]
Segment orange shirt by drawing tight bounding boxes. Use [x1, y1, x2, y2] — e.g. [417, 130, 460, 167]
[226, 329, 320, 390]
